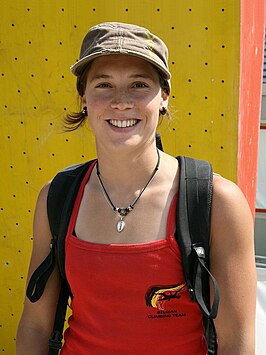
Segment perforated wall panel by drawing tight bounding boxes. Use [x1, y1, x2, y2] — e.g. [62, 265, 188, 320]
[0, 1, 241, 352]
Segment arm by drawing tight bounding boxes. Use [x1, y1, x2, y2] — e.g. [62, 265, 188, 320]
[16, 184, 61, 355]
[210, 175, 256, 355]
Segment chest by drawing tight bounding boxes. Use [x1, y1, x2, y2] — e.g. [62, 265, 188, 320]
[74, 183, 177, 244]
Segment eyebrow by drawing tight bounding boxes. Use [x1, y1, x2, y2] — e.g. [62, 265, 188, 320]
[90, 73, 154, 81]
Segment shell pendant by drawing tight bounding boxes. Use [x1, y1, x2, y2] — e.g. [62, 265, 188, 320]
[117, 218, 125, 233]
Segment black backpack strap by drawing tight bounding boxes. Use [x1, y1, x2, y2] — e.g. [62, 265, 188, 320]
[47, 160, 96, 353]
[48, 281, 70, 354]
[176, 156, 219, 318]
[26, 160, 95, 354]
[26, 241, 56, 302]
[26, 161, 94, 303]
[47, 161, 95, 279]
[175, 156, 219, 354]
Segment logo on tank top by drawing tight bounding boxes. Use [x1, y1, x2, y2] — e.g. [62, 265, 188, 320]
[145, 283, 187, 319]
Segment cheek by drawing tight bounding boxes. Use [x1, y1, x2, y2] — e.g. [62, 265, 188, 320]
[85, 95, 110, 118]
[144, 95, 162, 115]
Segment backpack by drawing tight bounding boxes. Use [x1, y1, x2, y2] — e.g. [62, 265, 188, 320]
[26, 156, 219, 354]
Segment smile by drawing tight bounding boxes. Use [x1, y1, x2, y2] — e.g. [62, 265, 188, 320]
[108, 119, 138, 128]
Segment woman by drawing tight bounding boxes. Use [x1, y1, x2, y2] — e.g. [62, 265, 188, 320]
[17, 22, 256, 354]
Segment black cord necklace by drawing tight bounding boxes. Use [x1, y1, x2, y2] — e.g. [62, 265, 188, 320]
[96, 149, 161, 232]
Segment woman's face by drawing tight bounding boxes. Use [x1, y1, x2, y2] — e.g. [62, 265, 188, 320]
[82, 55, 168, 154]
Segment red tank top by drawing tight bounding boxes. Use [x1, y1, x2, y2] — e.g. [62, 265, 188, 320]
[61, 162, 207, 355]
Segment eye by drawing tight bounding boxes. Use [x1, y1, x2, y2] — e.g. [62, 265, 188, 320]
[132, 82, 149, 88]
[96, 82, 112, 88]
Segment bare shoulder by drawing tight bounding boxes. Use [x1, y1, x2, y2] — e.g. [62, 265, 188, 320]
[210, 176, 256, 351]
[212, 173, 248, 204]
[30, 181, 53, 271]
[211, 174, 253, 233]
[36, 181, 51, 207]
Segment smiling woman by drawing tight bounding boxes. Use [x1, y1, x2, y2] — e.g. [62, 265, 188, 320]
[16, 22, 256, 355]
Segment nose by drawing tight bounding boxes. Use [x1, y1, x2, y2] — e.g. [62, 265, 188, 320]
[110, 89, 134, 110]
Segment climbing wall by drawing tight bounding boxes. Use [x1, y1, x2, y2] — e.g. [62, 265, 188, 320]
[0, 0, 261, 352]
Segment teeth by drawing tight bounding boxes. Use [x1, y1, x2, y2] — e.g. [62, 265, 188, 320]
[109, 119, 137, 128]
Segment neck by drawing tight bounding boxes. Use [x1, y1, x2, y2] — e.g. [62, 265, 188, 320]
[95, 144, 160, 192]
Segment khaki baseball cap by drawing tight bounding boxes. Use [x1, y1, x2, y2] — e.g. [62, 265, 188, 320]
[71, 22, 171, 94]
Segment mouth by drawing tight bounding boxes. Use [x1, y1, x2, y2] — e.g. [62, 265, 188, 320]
[108, 119, 139, 128]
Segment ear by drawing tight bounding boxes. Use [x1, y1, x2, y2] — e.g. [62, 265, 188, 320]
[82, 95, 87, 107]
[160, 90, 169, 111]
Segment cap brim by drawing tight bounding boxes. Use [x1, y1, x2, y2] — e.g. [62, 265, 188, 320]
[70, 50, 171, 80]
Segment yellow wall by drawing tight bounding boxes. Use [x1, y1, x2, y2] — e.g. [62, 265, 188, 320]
[0, 1, 240, 352]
